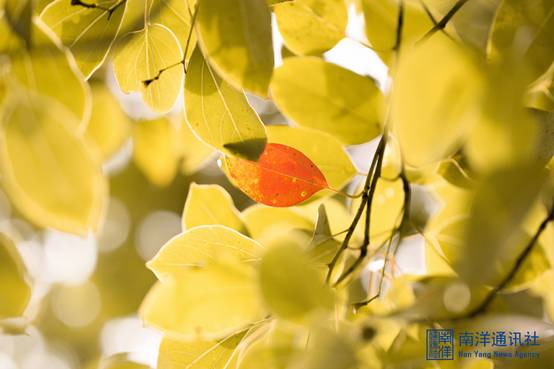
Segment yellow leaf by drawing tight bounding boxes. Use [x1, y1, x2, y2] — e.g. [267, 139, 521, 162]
[391, 36, 483, 167]
[176, 114, 215, 174]
[0, 93, 107, 235]
[242, 204, 313, 242]
[147, 225, 263, 280]
[132, 118, 180, 187]
[259, 243, 334, 320]
[266, 125, 356, 191]
[196, 0, 274, 96]
[0, 17, 91, 127]
[184, 48, 267, 160]
[40, 0, 126, 78]
[0, 233, 31, 319]
[361, 0, 433, 64]
[100, 354, 151, 369]
[488, 0, 554, 83]
[158, 329, 245, 369]
[113, 23, 184, 113]
[271, 57, 384, 145]
[85, 83, 131, 160]
[274, 0, 347, 55]
[182, 184, 244, 232]
[140, 262, 265, 339]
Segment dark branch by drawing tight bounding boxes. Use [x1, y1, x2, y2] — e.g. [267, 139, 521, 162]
[142, 0, 199, 86]
[393, 0, 404, 51]
[417, 0, 470, 43]
[463, 201, 554, 319]
[418, 0, 456, 41]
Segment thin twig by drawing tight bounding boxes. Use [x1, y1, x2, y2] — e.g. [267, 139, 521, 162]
[417, 0, 470, 43]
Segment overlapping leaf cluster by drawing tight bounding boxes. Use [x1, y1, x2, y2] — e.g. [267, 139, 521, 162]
[0, 0, 553, 368]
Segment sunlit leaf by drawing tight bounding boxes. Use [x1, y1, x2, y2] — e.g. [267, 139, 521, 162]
[84, 82, 131, 160]
[0, 233, 31, 319]
[526, 63, 554, 112]
[175, 114, 215, 174]
[266, 125, 356, 192]
[147, 225, 263, 280]
[489, 0, 554, 83]
[271, 57, 384, 144]
[41, 0, 126, 78]
[113, 23, 183, 113]
[3, 0, 33, 47]
[182, 184, 245, 232]
[100, 354, 151, 369]
[150, 0, 196, 61]
[242, 204, 313, 242]
[196, 0, 274, 96]
[132, 118, 180, 187]
[184, 48, 267, 161]
[158, 329, 246, 369]
[392, 36, 483, 167]
[274, 0, 347, 55]
[140, 261, 265, 339]
[0, 92, 107, 235]
[226, 143, 329, 207]
[361, 0, 432, 63]
[0, 17, 91, 126]
[259, 243, 334, 320]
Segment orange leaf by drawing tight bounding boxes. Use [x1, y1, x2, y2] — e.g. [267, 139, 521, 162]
[226, 143, 329, 207]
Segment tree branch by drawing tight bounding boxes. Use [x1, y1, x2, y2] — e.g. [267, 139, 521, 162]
[417, 0, 470, 43]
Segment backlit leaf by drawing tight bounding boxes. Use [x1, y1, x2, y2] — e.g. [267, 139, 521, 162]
[196, 0, 274, 96]
[392, 36, 483, 167]
[271, 57, 383, 145]
[226, 143, 329, 207]
[259, 243, 334, 320]
[158, 330, 245, 369]
[132, 118, 180, 187]
[266, 125, 356, 192]
[182, 184, 245, 232]
[0, 92, 107, 235]
[0, 17, 91, 127]
[41, 0, 126, 78]
[0, 233, 31, 319]
[113, 23, 184, 113]
[489, 0, 554, 83]
[84, 82, 131, 160]
[176, 114, 215, 174]
[274, 0, 347, 55]
[184, 48, 267, 161]
[147, 225, 263, 280]
[242, 204, 313, 242]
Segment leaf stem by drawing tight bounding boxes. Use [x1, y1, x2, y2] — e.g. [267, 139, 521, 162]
[417, 0, 471, 43]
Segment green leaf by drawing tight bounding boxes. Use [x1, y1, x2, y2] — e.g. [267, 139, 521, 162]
[113, 23, 184, 113]
[271, 57, 384, 145]
[158, 330, 246, 369]
[40, 0, 126, 78]
[0, 17, 91, 126]
[182, 183, 245, 232]
[196, 0, 274, 96]
[266, 125, 356, 191]
[176, 114, 215, 174]
[184, 48, 267, 160]
[391, 36, 484, 167]
[489, 0, 554, 83]
[258, 243, 334, 320]
[0, 92, 107, 235]
[0, 233, 31, 319]
[132, 118, 180, 187]
[100, 354, 152, 369]
[274, 0, 347, 55]
[84, 82, 131, 160]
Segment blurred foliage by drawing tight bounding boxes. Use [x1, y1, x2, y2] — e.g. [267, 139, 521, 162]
[0, 0, 553, 369]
